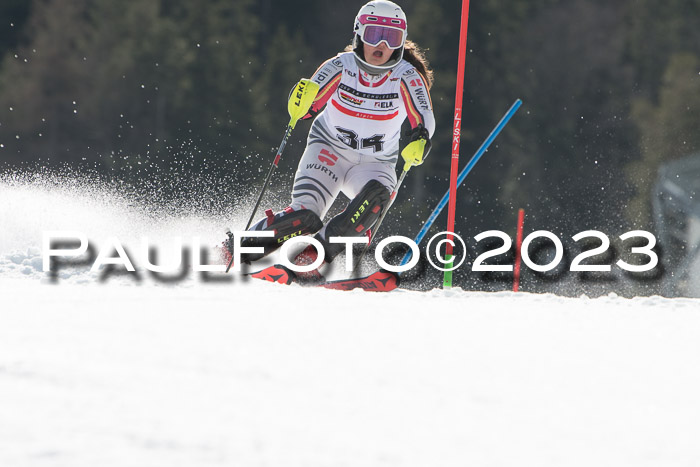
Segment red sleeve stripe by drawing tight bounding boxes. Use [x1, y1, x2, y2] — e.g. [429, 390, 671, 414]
[311, 73, 342, 113]
[400, 81, 423, 128]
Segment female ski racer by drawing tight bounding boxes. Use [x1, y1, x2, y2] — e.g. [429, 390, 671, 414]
[238, 0, 435, 282]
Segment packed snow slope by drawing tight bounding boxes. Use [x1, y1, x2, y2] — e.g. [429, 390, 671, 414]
[2, 174, 700, 467]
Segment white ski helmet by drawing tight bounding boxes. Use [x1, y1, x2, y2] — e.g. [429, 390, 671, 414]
[352, 0, 407, 74]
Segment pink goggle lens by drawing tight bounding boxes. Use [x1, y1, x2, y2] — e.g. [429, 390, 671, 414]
[361, 25, 405, 49]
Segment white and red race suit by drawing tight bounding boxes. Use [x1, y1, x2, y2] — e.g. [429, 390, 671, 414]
[289, 52, 435, 219]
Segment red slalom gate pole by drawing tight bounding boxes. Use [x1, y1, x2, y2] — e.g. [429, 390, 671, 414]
[513, 208, 525, 292]
[443, 0, 471, 289]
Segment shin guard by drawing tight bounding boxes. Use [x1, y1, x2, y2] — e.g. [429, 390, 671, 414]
[319, 179, 390, 262]
[240, 208, 323, 263]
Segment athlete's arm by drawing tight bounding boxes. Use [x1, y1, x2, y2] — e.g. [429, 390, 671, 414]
[400, 69, 435, 169]
[399, 69, 435, 137]
[301, 56, 344, 119]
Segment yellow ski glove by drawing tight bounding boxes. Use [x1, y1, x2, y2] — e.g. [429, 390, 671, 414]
[401, 124, 432, 172]
[288, 78, 320, 129]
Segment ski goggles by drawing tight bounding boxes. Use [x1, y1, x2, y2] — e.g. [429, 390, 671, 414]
[358, 15, 407, 49]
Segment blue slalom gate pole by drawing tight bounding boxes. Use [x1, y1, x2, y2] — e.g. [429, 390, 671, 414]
[399, 99, 522, 268]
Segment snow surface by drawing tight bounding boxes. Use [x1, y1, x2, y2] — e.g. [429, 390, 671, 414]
[2, 175, 700, 467]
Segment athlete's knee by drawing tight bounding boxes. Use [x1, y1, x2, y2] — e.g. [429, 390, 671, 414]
[332, 180, 390, 235]
[319, 179, 391, 261]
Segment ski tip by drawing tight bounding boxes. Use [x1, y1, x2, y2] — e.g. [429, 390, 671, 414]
[250, 265, 295, 285]
[321, 270, 399, 292]
[376, 269, 400, 289]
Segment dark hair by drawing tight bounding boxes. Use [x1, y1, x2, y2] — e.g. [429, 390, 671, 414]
[402, 40, 433, 89]
[343, 39, 434, 89]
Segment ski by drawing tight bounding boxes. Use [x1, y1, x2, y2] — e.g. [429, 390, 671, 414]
[249, 264, 295, 285]
[249, 264, 399, 292]
[320, 270, 399, 292]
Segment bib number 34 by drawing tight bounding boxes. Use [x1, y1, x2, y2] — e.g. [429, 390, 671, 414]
[336, 127, 385, 153]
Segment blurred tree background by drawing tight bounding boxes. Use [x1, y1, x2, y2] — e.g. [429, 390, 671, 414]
[1, 0, 699, 291]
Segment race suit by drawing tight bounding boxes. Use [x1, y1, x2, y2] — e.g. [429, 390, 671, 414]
[290, 51, 435, 219]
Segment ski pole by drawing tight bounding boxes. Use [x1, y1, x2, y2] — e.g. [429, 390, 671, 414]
[243, 125, 292, 232]
[352, 168, 409, 275]
[398, 98, 522, 269]
[224, 127, 291, 272]
[226, 79, 319, 273]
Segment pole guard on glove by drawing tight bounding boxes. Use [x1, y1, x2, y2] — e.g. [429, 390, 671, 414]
[401, 124, 432, 171]
[288, 78, 320, 129]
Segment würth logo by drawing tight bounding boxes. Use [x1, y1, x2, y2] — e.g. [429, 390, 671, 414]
[318, 149, 338, 166]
